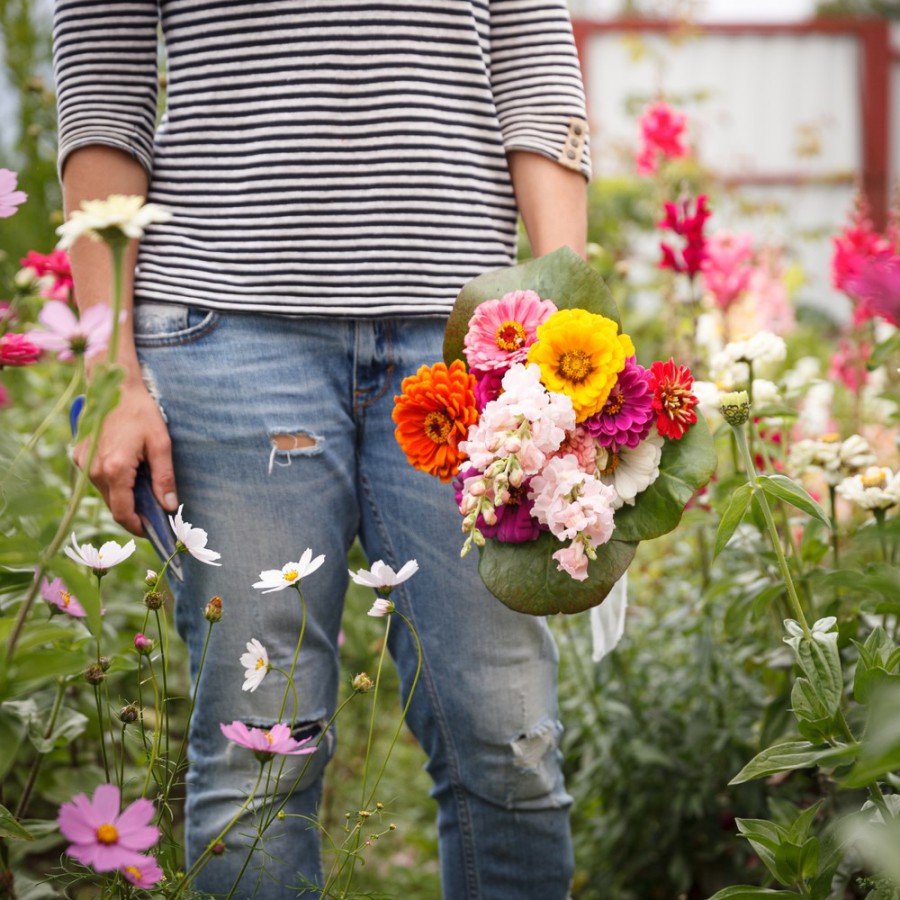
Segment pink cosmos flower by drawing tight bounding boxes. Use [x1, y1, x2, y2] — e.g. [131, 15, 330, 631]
[57, 783, 159, 873]
[635, 100, 688, 175]
[658, 195, 710, 278]
[120, 856, 164, 887]
[28, 301, 115, 362]
[220, 721, 318, 761]
[39, 575, 87, 619]
[701, 231, 755, 311]
[464, 290, 557, 373]
[20, 249, 74, 303]
[0, 333, 41, 367]
[0, 169, 27, 218]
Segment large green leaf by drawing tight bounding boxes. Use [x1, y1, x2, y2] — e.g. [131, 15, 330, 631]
[612, 414, 717, 542]
[707, 889, 797, 899]
[443, 246, 620, 365]
[729, 741, 857, 785]
[0, 804, 33, 841]
[713, 483, 754, 558]
[478, 532, 637, 615]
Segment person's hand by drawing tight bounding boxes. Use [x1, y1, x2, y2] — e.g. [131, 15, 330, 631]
[74, 378, 178, 536]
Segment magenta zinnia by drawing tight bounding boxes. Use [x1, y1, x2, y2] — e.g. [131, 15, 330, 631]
[464, 290, 557, 372]
[582, 357, 654, 449]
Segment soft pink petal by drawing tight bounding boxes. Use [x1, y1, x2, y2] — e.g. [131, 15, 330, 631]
[66, 841, 101, 868]
[58, 795, 98, 842]
[114, 797, 156, 840]
[91, 783, 121, 823]
[89, 842, 140, 873]
[38, 300, 78, 336]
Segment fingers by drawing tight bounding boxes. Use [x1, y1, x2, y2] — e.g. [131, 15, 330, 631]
[145, 428, 179, 512]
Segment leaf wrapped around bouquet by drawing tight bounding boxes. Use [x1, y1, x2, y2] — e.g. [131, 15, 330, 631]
[394, 247, 716, 615]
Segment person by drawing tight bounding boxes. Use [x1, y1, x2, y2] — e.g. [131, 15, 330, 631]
[53, 1, 590, 897]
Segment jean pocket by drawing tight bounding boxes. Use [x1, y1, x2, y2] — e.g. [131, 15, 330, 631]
[133, 301, 220, 347]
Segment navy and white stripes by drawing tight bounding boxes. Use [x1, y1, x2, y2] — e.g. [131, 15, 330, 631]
[54, 0, 590, 317]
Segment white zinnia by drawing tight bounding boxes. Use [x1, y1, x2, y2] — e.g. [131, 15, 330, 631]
[595, 433, 664, 509]
[252, 548, 325, 593]
[56, 194, 172, 249]
[349, 559, 418, 594]
[239, 638, 270, 692]
[169, 505, 222, 566]
[65, 533, 136, 572]
[835, 467, 900, 511]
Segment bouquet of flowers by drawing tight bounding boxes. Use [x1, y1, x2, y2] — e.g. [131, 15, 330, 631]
[393, 248, 716, 614]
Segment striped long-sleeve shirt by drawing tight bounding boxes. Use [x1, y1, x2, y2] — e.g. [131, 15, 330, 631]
[53, 0, 591, 317]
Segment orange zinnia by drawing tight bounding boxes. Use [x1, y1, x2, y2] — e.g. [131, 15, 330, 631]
[393, 359, 478, 482]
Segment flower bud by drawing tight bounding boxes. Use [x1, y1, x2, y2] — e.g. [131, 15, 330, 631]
[468, 480, 486, 498]
[504, 437, 522, 454]
[719, 390, 751, 426]
[134, 633, 154, 655]
[204, 596, 223, 623]
[144, 569, 159, 586]
[143, 590, 164, 610]
[481, 506, 497, 526]
[210, 841, 226, 856]
[352, 672, 375, 693]
[472, 529, 486, 548]
[84, 663, 106, 685]
[508, 466, 524, 488]
[98, 656, 111, 672]
[118, 704, 139, 724]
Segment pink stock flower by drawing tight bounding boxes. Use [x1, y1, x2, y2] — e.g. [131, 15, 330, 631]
[57, 783, 159, 873]
[120, 856, 164, 888]
[832, 199, 894, 294]
[844, 255, 900, 326]
[701, 231, 755, 310]
[20, 249, 74, 302]
[658, 195, 710, 278]
[220, 720, 318, 762]
[552, 541, 591, 581]
[28, 301, 115, 362]
[636, 101, 688, 175]
[0, 169, 27, 218]
[39, 575, 87, 619]
[464, 290, 557, 373]
[741, 245, 795, 335]
[828, 337, 870, 393]
[0, 333, 41, 367]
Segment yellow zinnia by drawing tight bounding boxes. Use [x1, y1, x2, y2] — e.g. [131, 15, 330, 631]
[527, 309, 635, 421]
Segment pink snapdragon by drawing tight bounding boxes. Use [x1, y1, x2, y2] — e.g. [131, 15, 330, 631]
[701, 231, 755, 310]
[57, 784, 159, 874]
[0, 333, 41, 368]
[0, 169, 27, 218]
[28, 301, 115, 362]
[832, 200, 894, 295]
[635, 101, 688, 175]
[658, 195, 711, 278]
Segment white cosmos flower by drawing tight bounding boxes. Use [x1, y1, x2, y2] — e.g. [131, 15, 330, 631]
[56, 195, 172, 250]
[349, 559, 418, 595]
[836, 467, 900, 511]
[595, 433, 664, 509]
[65, 533, 136, 572]
[367, 598, 395, 618]
[252, 548, 325, 593]
[168, 505, 221, 566]
[239, 639, 270, 692]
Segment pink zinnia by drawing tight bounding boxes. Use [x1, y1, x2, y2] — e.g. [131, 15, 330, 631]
[220, 720, 318, 762]
[39, 575, 87, 619]
[121, 855, 164, 888]
[659, 195, 710, 278]
[20, 249, 74, 303]
[0, 168, 27, 218]
[582, 357, 654, 450]
[464, 290, 557, 372]
[27, 300, 114, 362]
[636, 101, 688, 175]
[0, 333, 41, 367]
[701, 231, 755, 310]
[57, 784, 159, 873]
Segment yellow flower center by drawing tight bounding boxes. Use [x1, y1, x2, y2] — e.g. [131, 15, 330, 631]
[599, 452, 620, 476]
[557, 349, 594, 385]
[60, 591, 72, 608]
[96, 823, 119, 845]
[495, 320, 527, 352]
[424, 410, 452, 444]
[604, 391, 625, 416]
[283, 570, 299, 583]
[820, 432, 841, 443]
[255, 658, 266, 670]
[264, 731, 274, 744]
[862, 471, 887, 489]
[124, 866, 142, 880]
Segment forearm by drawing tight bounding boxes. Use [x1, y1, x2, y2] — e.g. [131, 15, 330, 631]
[62, 145, 148, 381]
[507, 150, 588, 259]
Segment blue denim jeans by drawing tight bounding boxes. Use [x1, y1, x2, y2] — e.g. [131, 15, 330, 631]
[133, 305, 573, 899]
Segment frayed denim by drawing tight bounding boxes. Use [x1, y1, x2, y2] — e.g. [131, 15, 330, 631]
[134, 305, 573, 899]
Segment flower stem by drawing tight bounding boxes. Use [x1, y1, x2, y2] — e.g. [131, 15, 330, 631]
[733, 425, 812, 638]
[15, 677, 66, 818]
[94, 683, 111, 782]
[873, 508, 889, 563]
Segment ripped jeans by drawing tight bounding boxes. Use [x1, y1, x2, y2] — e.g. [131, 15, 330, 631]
[133, 305, 573, 899]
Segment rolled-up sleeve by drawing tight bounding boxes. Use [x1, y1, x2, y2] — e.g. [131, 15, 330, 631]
[489, 0, 591, 180]
[53, 0, 160, 180]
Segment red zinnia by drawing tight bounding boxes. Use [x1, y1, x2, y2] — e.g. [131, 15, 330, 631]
[648, 359, 698, 441]
[658, 195, 710, 279]
[0, 332, 41, 368]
